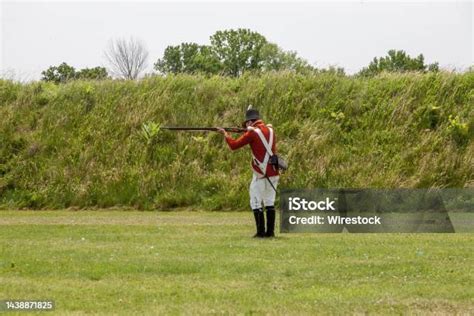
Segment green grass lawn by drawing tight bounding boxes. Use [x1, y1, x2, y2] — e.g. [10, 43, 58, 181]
[0, 210, 473, 315]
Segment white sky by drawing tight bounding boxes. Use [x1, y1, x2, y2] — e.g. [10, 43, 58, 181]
[0, 0, 472, 80]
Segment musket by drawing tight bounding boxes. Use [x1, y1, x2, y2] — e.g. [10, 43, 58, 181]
[161, 126, 246, 133]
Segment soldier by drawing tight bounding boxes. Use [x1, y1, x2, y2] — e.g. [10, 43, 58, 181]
[217, 108, 279, 238]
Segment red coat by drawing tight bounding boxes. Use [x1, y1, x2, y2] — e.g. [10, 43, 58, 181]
[225, 120, 279, 177]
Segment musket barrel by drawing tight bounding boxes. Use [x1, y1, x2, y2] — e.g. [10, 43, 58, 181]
[161, 127, 216, 131]
[161, 127, 245, 133]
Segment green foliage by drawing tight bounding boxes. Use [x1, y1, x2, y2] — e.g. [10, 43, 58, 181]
[358, 50, 439, 77]
[155, 43, 221, 75]
[155, 29, 315, 76]
[41, 62, 77, 83]
[76, 67, 108, 80]
[260, 43, 315, 73]
[141, 122, 161, 145]
[41, 62, 108, 83]
[447, 115, 470, 146]
[210, 29, 268, 76]
[0, 72, 472, 210]
[0, 80, 21, 106]
[318, 66, 345, 76]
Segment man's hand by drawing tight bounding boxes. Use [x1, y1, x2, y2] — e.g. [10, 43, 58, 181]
[216, 127, 228, 137]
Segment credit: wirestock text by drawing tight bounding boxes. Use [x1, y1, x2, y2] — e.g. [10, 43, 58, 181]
[288, 215, 381, 225]
[280, 189, 473, 233]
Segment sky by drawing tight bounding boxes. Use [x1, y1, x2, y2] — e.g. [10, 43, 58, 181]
[0, 0, 472, 80]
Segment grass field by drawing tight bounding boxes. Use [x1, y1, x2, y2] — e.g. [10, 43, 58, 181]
[0, 210, 473, 315]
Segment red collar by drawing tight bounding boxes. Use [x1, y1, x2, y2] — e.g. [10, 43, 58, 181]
[251, 120, 265, 127]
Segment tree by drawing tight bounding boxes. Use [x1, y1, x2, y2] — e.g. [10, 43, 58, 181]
[41, 62, 77, 83]
[358, 50, 439, 77]
[155, 29, 314, 76]
[260, 43, 314, 73]
[154, 43, 221, 75]
[41, 63, 109, 83]
[317, 66, 345, 76]
[155, 46, 182, 74]
[76, 67, 108, 80]
[210, 29, 268, 76]
[104, 37, 149, 79]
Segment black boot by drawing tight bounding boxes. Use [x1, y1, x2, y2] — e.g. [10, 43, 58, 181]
[265, 206, 275, 237]
[252, 208, 265, 238]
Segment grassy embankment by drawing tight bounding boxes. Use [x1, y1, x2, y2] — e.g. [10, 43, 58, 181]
[0, 72, 472, 210]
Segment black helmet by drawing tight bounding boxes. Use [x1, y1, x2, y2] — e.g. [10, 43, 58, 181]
[244, 109, 260, 122]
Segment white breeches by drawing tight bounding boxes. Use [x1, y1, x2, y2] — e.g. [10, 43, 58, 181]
[249, 173, 279, 209]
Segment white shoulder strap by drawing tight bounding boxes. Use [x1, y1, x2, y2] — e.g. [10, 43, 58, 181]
[254, 127, 274, 156]
[252, 126, 274, 175]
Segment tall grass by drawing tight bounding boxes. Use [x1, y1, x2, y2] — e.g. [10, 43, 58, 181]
[0, 72, 472, 210]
